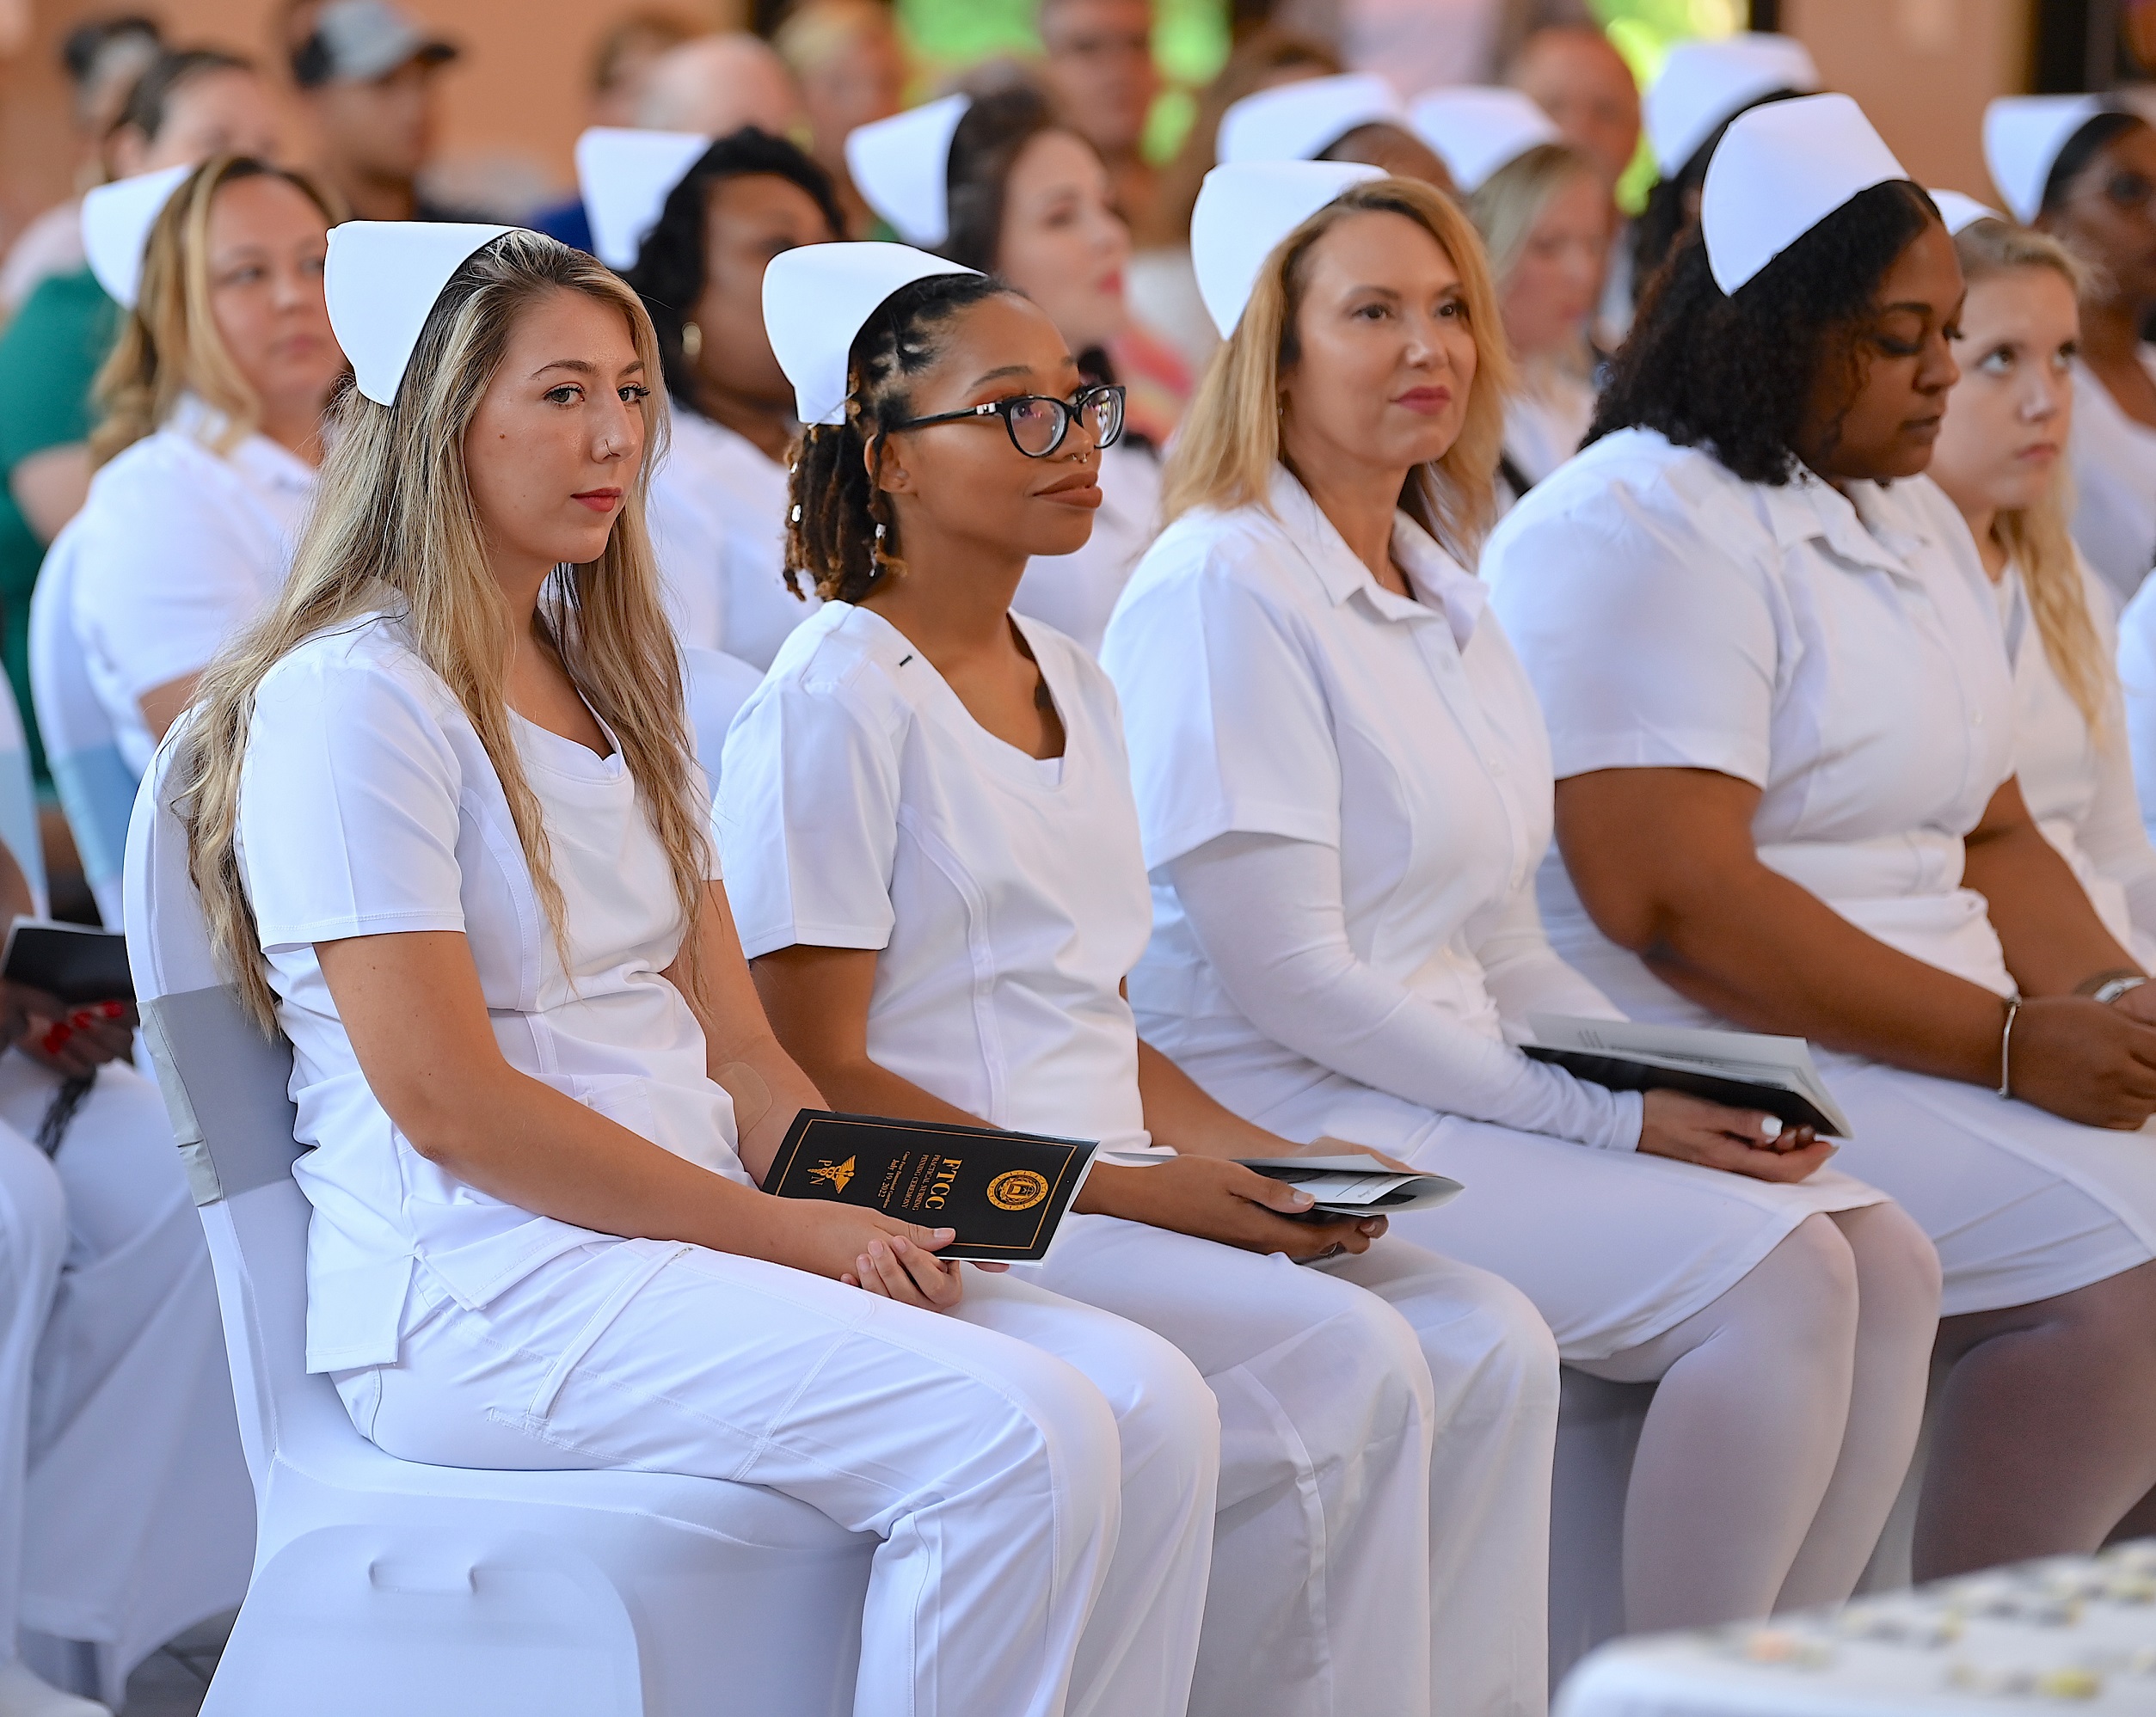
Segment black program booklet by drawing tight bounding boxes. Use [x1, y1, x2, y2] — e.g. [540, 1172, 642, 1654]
[2, 917, 132, 1006]
[1518, 1046, 1842, 1136]
[764, 1110, 1097, 1262]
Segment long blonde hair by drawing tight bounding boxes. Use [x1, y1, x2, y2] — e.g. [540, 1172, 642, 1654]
[1954, 218, 2110, 734]
[1164, 175, 1514, 561]
[90, 155, 341, 467]
[178, 230, 709, 1033]
[1470, 139, 1600, 286]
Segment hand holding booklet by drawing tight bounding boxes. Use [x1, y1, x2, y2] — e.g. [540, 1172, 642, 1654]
[1514, 1014, 1852, 1138]
[2, 917, 132, 1006]
[1094, 1144, 1465, 1221]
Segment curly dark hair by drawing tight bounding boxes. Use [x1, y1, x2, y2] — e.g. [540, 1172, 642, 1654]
[1589, 178, 1939, 485]
[2039, 109, 2147, 215]
[784, 271, 1015, 604]
[622, 127, 846, 410]
[1630, 87, 1803, 294]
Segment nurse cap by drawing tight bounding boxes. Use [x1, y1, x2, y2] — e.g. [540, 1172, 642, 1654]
[575, 126, 713, 271]
[1217, 73, 1404, 166]
[1409, 87, 1561, 193]
[845, 95, 972, 248]
[326, 220, 513, 405]
[1192, 158, 1385, 339]
[81, 163, 193, 310]
[764, 241, 978, 426]
[1931, 189, 2004, 236]
[1983, 95, 2106, 225]
[1700, 93, 1906, 297]
[1644, 32, 1820, 177]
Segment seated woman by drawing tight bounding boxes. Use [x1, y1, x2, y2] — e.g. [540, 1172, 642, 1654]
[174, 222, 1219, 1716]
[722, 238, 1559, 1717]
[1413, 87, 1607, 503]
[1927, 211, 2156, 967]
[847, 88, 1173, 655]
[616, 127, 841, 669]
[1485, 94, 2156, 1580]
[1103, 156, 1941, 1635]
[71, 153, 342, 775]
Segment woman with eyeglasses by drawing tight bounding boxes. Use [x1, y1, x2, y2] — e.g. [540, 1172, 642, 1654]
[1987, 97, 2156, 602]
[720, 241, 1562, 1717]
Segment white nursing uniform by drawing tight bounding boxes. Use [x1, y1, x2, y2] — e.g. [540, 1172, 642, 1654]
[1012, 440, 1163, 655]
[1485, 428, 2156, 1315]
[236, 610, 1219, 1717]
[2070, 354, 2156, 604]
[1500, 355, 1598, 504]
[718, 599, 1561, 1717]
[1102, 469, 1883, 1364]
[1998, 555, 2156, 966]
[71, 395, 315, 776]
[648, 407, 820, 667]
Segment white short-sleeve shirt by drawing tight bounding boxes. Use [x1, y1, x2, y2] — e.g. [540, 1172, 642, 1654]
[648, 406, 820, 667]
[73, 396, 315, 776]
[2069, 354, 2156, 605]
[716, 601, 1151, 1150]
[1483, 427, 2017, 1017]
[1011, 439, 1163, 657]
[237, 613, 741, 1371]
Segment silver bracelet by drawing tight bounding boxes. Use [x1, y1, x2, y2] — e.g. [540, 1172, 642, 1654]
[1999, 995, 2022, 1100]
[2092, 975, 2148, 1007]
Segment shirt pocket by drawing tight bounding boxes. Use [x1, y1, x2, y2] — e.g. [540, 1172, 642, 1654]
[567, 1072, 662, 1146]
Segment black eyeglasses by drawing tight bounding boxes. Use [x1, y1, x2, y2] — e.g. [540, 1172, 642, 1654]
[887, 383, 1126, 458]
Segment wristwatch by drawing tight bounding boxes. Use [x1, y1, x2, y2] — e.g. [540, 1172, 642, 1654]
[2092, 975, 2150, 1007]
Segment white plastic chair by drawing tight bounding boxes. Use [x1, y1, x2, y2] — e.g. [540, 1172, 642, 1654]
[124, 739, 877, 1716]
[28, 521, 129, 926]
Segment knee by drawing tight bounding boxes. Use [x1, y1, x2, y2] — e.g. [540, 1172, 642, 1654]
[1761, 1216, 1864, 1358]
[2040, 1259, 2156, 1360]
[980, 1341, 1133, 1518]
[1843, 1202, 1944, 1321]
[1423, 1266, 1562, 1430]
[1091, 1322, 1222, 1495]
[0, 1133, 67, 1296]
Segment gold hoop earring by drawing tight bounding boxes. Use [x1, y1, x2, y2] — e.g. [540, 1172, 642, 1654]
[681, 321, 703, 362]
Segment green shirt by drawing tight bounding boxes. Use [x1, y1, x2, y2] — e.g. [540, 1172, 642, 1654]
[0, 267, 120, 778]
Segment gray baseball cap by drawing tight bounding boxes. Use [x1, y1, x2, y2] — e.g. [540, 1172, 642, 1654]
[293, 0, 457, 88]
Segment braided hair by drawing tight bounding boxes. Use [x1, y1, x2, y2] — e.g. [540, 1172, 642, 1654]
[783, 271, 1013, 603]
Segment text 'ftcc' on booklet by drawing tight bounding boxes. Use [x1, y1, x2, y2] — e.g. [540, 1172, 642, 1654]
[764, 1110, 1098, 1262]
[1514, 1014, 1853, 1138]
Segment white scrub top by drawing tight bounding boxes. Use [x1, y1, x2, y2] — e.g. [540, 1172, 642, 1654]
[717, 601, 1151, 1150]
[1502, 356, 1597, 496]
[648, 407, 820, 667]
[72, 394, 314, 776]
[1999, 553, 2156, 967]
[1485, 427, 2018, 1020]
[236, 611, 742, 1372]
[1012, 439, 1163, 656]
[2069, 353, 2156, 604]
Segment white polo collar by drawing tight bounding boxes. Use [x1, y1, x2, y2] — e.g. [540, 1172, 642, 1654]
[1269, 466, 1485, 647]
[1759, 465, 1928, 582]
[167, 390, 316, 494]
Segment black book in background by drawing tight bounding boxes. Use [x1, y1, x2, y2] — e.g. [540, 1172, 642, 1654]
[3, 917, 132, 1006]
[764, 1110, 1097, 1262]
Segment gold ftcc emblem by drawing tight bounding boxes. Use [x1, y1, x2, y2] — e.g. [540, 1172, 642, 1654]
[808, 1156, 856, 1194]
[986, 1168, 1050, 1211]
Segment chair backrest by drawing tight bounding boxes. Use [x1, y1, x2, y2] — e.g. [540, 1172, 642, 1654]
[0, 660, 46, 918]
[124, 733, 359, 1486]
[32, 518, 136, 926]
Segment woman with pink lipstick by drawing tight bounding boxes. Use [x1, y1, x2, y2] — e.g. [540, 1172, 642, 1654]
[1929, 214, 2156, 966]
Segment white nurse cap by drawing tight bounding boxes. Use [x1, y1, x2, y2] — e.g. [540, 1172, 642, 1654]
[326, 221, 513, 406]
[1192, 158, 1385, 339]
[575, 126, 712, 270]
[1643, 32, 1820, 177]
[763, 241, 978, 425]
[1408, 87, 1561, 193]
[845, 95, 972, 248]
[1983, 95, 2106, 225]
[1700, 93, 1907, 296]
[1931, 189, 2004, 236]
[81, 163, 193, 310]
[1217, 73, 1404, 166]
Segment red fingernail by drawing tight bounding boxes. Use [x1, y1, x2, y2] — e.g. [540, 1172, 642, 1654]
[99, 1002, 125, 1020]
[41, 1024, 71, 1055]
[67, 1009, 95, 1029]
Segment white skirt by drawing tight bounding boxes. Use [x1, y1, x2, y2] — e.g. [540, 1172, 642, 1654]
[1244, 1076, 1883, 1364]
[1821, 1058, 2156, 1315]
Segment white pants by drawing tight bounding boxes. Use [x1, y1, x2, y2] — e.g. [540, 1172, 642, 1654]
[1023, 1217, 1557, 1717]
[0, 1050, 250, 1683]
[335, 1240, 1221, 1717]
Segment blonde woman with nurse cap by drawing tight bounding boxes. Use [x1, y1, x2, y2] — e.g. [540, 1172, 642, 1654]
[1101, 154, 1941, 1636]
[1488, 93, 2156, 1578]
[64, 156, 343, 779]
[1987, 95, 2156, 602]
[171, 217, 1221, 1717]
[1414, 86, 1606, 506]
[723, 237, 1561, 1717]
[1924, 196, 2156, 969]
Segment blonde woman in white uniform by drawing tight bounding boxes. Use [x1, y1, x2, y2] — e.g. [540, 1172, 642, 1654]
[1490, 95, 2156, 1579]
[1104, 157, 1942, 1636]
[1926, 212, 2156, 967]
[174, 223, 1219, 1717]
[726, 240, 1560, 1717]
[72, 155, 343, 770]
